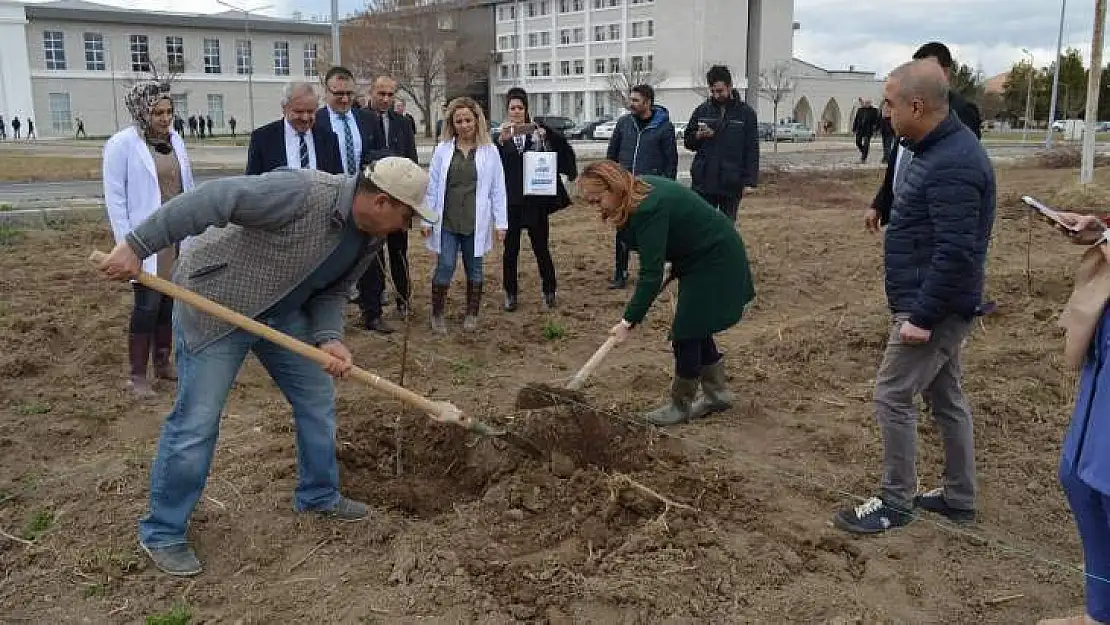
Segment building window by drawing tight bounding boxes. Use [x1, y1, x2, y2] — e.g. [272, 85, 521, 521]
[574, 28, 584, 43]
[541, 62, 551, 77]
[130, 34, 150, 72]
[528, 62, 539, 77]
[48, 92, 72, 132]
[608, 24, 620, 40]
[207, 94, 225, 128]
[304, 43, 318, 77]
[630, 20, 654, 38]
[499, 64, 510, 80]
[166, 36, 185, 73]
[593, 58, 605, 74]
[43, 31, 66, 70]
[573, 59, 584, 75]
[203, 38, 221, 74]
[170, 93, 188, 117]
[236, 40, 252, 75]
[560, 29, 570, 45]
[528, 32, 538, 47]
[630, 0, 652, 4]
[593, 25, 605, 42]
[497, 4, 516, 20]
[540, 93, 551, 114]
[560, 60, 571, 75]
[594, 91, 607, 117]
[560, 91, 571, 113]
[559, 0, 583, 11]
[593, 0, 619, 8]
[608, 57, 620, 73]
[631, 55, 654, 72]
[273, 41, 290, 76]
[83, 33, 104, 71]
[526, 1, 549, 17]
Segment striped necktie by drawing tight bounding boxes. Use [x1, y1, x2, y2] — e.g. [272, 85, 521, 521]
[298, 132, 309, 169]
[340, 113, 356, 175]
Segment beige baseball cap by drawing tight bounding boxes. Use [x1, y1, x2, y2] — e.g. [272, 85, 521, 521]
[363, 157, 436, 224]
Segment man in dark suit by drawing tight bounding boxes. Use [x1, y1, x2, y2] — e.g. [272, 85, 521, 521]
[867, 42, 983, 232]
[356, 75, 420, 333]
[245, 82, 343, 175]
[314, 65, 390, 178]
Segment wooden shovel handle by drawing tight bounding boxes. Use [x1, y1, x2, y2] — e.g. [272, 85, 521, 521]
[88, 251, 468, 428]
[567, 335, 620, 391]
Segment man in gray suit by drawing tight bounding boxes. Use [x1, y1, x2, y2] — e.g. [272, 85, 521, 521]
[96, 157, 435, 577]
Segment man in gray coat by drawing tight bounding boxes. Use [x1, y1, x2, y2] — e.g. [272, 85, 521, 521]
[96, 157, 434, 577]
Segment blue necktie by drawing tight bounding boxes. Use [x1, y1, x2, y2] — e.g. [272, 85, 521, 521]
[340, 113, 356, 175]
[298, 132, 309, 169]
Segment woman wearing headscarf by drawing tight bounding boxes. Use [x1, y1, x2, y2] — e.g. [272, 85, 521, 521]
[103, 80, 195, 398]
[494, 87, 577, 312]
[577, 160, 754, 426]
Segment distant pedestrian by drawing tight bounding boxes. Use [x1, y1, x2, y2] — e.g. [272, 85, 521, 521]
[11, 116, 21, 139]
[75, 116, 87, 139]
[852, 98, 880, 163]
[0, 116, 7, 140]
[206, 115, 213, 136]
[228, 116, 237, 137]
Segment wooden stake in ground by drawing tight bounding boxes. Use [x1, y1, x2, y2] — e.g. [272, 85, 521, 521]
[1026, 210, 1035, 295]
[1081, 0, 1107, 185]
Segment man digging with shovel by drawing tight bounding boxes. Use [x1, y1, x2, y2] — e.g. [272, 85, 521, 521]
[95, 158, 434, 577]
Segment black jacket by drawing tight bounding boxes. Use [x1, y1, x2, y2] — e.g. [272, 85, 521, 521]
[872, 90, 983, 224]
[244, 119, 343, 175]
[313, 106, 392, 173]
[882, 112, 995, 328]
[853, 105, 880, 136]
[496, 122, 578, 215]
[365, 108, 419, 164]
[683, 90, 760, 195]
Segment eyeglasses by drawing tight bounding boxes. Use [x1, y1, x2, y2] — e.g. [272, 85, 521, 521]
[328, 88, 355, 99]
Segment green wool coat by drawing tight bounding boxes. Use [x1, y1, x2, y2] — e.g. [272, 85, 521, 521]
[620, 176, 755, 340]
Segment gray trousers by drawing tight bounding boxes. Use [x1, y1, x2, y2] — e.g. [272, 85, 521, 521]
[875, 313, 976, 510]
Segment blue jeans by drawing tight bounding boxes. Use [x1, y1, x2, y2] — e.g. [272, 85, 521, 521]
[433, 230, 483, 286]
[138, 309, 340, 549]
[1061, 458, 1110, 622]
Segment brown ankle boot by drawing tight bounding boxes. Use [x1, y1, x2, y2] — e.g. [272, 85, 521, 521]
[430, 283, 448, 334]
[463, 281, 483, 331]
[128, 332, 156, 399]
[152, 324, 176, 381]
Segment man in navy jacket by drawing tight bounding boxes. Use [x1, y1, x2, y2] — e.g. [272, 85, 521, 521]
[245, 82, 343, 175]
[605, 84, 678, 288]
[835, 59, 996, 535]
[683, 64, 759, 222]
[314, 66, 391, 177]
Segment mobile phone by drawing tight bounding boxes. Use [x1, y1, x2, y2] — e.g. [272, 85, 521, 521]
[510, 122, 538, 136]
[1021, 195, 1082, 232]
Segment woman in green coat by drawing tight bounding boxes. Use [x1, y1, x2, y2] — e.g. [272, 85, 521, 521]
[577, 160, 755, 426]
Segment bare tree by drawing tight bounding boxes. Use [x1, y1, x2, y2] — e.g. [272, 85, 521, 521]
[606, 57, 668, 109]
[758, 61, 796, 152]
[344, 0, 490, 138]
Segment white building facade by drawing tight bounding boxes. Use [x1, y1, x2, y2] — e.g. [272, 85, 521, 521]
[0, 0, 330, 138]
[486, 0, 881, 133]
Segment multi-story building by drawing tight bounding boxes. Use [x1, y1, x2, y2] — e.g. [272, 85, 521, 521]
[0, 0, 330, 138]
[486, 0, 881, 133]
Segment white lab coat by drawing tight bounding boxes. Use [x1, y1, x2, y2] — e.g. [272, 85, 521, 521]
[102, 125, 195, 275]
[422, 140, 507, 258]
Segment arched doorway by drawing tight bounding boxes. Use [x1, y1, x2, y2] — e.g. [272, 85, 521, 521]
[792, 97, 813, 127]
[821, 98, 842, 134]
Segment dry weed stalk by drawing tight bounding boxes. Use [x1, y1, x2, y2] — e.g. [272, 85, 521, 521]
[607, 473, 697, 531]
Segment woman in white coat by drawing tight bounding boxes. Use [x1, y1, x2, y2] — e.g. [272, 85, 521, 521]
[103, 80, 195, 398]
[421, 96, 507, 333]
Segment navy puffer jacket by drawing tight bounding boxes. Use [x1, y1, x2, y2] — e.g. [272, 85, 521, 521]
[883, 112, 996, 329]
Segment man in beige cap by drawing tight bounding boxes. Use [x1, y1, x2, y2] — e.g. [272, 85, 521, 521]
[96, 157, 433, 577]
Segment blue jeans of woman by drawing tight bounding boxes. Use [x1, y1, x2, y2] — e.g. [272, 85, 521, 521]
[433, 230, 484, 286]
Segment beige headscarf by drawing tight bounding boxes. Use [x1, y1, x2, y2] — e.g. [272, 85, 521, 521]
[1059, 243, 1110, 368]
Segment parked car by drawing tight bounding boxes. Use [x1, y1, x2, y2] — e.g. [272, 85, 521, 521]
[758, 122, 775, 141]
[592, 119, 619, 140]
[534, 115, 575, 135]
[774, 122, 817, 142]
[567, 116, 612, 139]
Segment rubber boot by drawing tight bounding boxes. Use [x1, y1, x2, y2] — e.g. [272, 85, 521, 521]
[542, 291, 557, 310]
[152, 323, 177, 381]
[690, 360, 733, 419]
[431, 283, 448, 334]
[128, 332, 156, 399]
[642, 376, 698, 426]
[463, 281, 483, 331]
[503, 291, 518, 312]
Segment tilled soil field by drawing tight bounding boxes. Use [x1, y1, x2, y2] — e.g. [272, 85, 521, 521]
[1, 163, 1107, 623]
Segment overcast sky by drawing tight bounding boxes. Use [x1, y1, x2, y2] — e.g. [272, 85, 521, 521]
[54, 0, 1104, 79]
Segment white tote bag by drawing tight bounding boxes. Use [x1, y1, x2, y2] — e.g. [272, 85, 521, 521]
[523, 149, 558, 196]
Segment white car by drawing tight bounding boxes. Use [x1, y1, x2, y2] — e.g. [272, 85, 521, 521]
[774, 122, 817, 142]
[592, 119, 618, 140]
[673, 121, 687, 139]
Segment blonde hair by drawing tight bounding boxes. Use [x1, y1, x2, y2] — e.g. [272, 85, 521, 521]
[441, 96, 492, 145]
[577, 160, 653, 228]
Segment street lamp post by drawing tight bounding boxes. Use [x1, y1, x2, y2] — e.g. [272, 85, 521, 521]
[1046, 0, 1067, 147]
[217, 0, 272, 133]
[106, 39, 119, 130]
[1021, 49, 1030, 143]
[331, 0, 340, 65]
